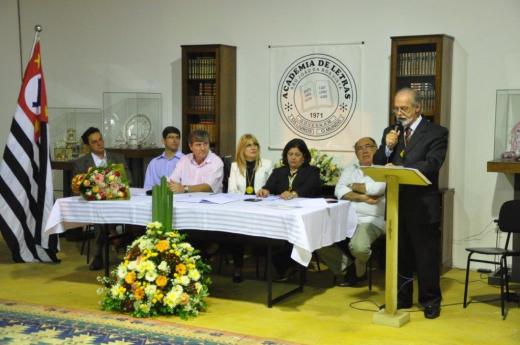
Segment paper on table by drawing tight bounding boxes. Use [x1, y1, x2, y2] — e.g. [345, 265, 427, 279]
[174, 192, 246, 204]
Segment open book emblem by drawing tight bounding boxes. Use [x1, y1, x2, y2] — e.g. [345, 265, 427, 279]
[300, 80, 334, 111]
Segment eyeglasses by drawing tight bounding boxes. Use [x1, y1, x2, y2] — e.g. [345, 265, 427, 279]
[355, 144, 377, 152]
[392, 106, 412, 114]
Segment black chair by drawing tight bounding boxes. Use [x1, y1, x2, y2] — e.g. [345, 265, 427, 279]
[221, 155, 232, 193]
[463, 200, 520, 319]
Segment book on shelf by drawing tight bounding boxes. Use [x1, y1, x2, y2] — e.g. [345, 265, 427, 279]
[187, 57, 216, 79]
[190, 123, 217, 143]
[398, 51, 436, 76]
[410, 82, 435, 113]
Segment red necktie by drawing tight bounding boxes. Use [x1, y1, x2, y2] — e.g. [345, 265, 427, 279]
[404, 127, 412, 146]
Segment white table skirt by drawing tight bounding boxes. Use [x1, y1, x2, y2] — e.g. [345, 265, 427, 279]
[45, 192, 357, 266]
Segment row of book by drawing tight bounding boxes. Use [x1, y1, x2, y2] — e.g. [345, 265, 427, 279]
[187, 57, 216, 79]
[397, 51, 436, 76]
[189, 123, 217, 142]
[188, 95, 215, 112]
[410, 82, 436, 113]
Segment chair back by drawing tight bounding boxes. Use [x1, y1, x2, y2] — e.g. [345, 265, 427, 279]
[498, 200, 520, 234]
[221, 155, 232, 193]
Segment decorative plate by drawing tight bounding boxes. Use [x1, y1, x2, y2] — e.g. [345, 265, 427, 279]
[124, 113, 152, 145]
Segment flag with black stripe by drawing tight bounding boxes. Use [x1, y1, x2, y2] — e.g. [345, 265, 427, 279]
[0, 38, 59, 262]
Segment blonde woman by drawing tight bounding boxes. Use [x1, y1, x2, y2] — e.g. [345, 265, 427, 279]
[224, 134, 272, 283]
[228, 134, 272, 195]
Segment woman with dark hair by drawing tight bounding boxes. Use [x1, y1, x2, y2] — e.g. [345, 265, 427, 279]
[257, 138, 322, 280]
[257, 138, 321, 199]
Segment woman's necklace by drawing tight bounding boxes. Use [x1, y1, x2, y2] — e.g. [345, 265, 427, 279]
[245, 162, 256, 195]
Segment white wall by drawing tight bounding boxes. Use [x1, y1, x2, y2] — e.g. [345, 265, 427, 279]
[1, 0, 520, 268]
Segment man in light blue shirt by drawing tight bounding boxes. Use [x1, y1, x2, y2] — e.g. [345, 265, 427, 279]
[144, 126, 184, 190]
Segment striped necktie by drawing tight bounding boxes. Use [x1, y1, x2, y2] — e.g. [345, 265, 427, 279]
[404, 127, 412, 146]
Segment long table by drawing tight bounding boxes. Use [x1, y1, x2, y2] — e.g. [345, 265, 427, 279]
[45, 191, 357, 306]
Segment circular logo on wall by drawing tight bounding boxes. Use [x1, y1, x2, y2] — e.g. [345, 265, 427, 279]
[277, 53, 357, 140]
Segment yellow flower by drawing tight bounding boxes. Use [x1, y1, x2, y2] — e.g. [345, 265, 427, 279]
[92, 186, 99, 193]
[125, 271, 136, 284]
[83, 180, 90, 187]
[109, 174, 115, 182]
[175, 263, 187, 275]
[155, 275, 168, 288]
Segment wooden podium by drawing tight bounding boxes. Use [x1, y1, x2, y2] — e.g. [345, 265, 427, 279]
[361, 165, 431, 327]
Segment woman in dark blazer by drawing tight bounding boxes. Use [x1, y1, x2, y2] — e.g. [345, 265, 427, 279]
[257, 138, 322, 280]
[257, 138, 321, 199]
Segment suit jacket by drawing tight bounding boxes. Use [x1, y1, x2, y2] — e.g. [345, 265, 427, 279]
[72, 150, 132, 185]
[373, 118, 448, 223]
[263, 163, 321, 198]
[228, 158, 273, 194]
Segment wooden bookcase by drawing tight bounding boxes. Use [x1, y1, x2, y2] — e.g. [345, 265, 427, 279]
[389, 34, 455, 269]
[181, 44, 236, 158]
[389, 34, 453, 128]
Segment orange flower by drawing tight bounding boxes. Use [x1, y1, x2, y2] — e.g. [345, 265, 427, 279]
[134, 287, 145, 300]
[175, 263, 187, 275]
[155, 240, 170, 252]
[179, 293, 190, 305]
[124, 271, 136, 284]
[155, 275, 168, 288]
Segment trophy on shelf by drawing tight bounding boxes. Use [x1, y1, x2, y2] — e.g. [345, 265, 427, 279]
[65, 128, 80, 160]
[53, 140, 66, 161]
[501, 121, 520, 160]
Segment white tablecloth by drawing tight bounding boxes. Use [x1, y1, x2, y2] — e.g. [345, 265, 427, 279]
[45, 192, 357, 266]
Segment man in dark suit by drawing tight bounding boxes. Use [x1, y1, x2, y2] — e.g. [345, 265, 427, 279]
[373, 88, 448, 319]
[73, 127, 131, 270]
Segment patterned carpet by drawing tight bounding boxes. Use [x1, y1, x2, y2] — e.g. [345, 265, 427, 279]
[0, 300, 297, 345]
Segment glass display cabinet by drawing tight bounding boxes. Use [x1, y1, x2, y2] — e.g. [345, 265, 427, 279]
[48, 107, 102, 161]
[102, 92, 162, 149]
[493, 89, 520, 161]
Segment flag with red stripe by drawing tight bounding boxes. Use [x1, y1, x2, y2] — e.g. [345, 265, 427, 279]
[0, 38, 59, 262]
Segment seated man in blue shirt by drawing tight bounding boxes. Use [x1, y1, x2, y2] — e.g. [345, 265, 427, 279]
[144, 126, 184, 190]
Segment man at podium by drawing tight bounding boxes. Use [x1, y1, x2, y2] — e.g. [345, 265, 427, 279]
[373, 88, 448, 319]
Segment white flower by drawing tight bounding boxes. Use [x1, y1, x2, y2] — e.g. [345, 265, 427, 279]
[178, 242, 194, 252]
[144, 270, 158, 282]
[188, 269, 201, 281]
[144, 284, 157, 297]
[175, 275, 190, 286]
[195, 282, 202, 293]
[116, 265, 128, 279]
[157, 261, 169, 272]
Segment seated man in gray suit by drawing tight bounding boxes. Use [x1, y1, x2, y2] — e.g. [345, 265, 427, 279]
[72, 127, 132, 270]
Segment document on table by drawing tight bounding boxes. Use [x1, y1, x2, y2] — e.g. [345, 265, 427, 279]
[174, 192, 249, 204]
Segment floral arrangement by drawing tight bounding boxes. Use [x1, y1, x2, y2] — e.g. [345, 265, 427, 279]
[98, 222, 211, 319]
[275, 148, 342, 186]
[72, 163, 130, 200]
[309, 148, 341, 186]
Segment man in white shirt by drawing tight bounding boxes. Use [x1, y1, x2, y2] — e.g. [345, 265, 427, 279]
[318, 137, 385, 286]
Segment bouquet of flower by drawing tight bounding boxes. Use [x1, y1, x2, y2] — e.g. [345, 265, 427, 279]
[275, 148, 342, 186]
[98, 222, 211, 319]
[72, 163, 130, 201]
[309, 148, 342, 186]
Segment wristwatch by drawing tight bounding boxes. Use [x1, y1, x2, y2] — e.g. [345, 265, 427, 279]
[183, 185, 189, 193]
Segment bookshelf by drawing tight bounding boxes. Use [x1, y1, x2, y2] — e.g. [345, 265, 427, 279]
[181, 44, 236, 158]
[389, 34, 453, 128]
[389, 35, 455, 269]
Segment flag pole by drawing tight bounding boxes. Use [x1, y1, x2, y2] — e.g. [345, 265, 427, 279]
[30, 24, 42, 55]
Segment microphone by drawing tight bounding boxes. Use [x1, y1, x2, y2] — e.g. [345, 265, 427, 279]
[393, 119, 403, 133]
